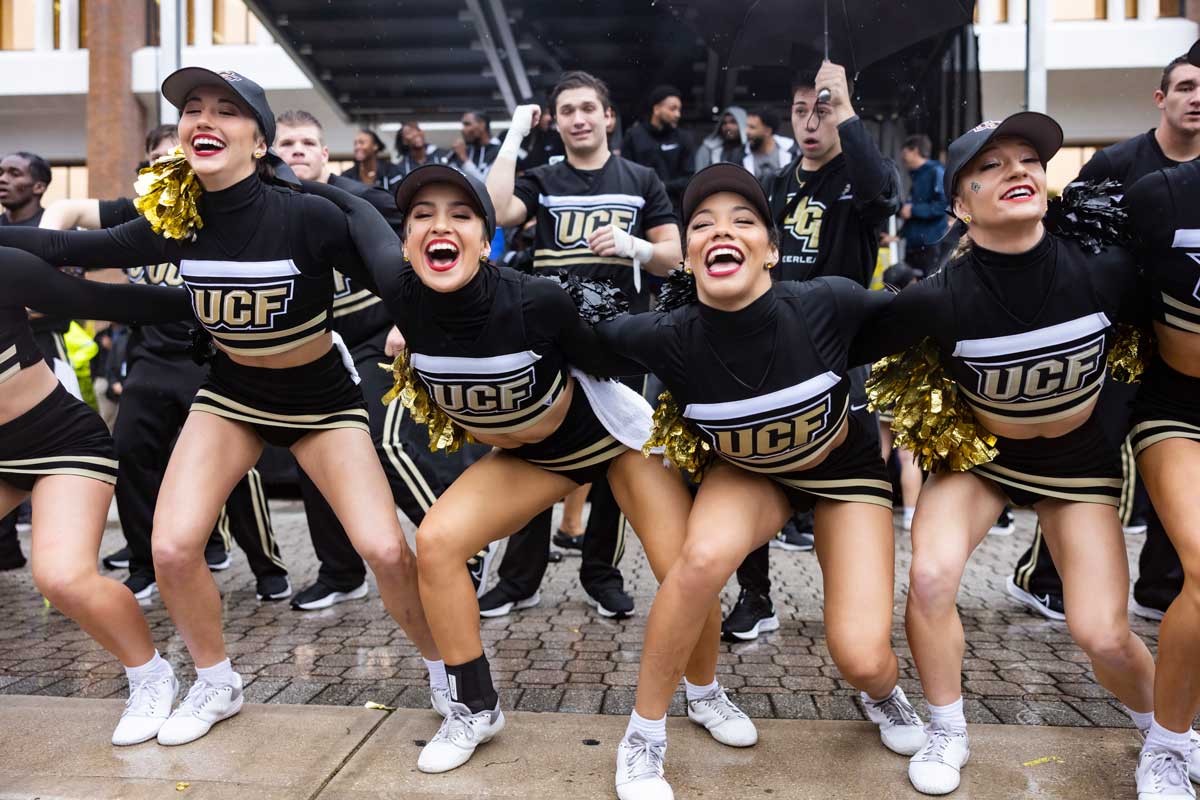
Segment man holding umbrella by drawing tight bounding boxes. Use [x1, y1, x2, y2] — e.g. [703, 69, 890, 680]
[721, 59, 901, 642]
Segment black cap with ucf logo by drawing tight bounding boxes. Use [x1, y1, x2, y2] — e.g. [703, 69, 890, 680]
[1189, 39, 1200, 67]
[160, 66, 299, 186]
[942, 112, 1063, 204]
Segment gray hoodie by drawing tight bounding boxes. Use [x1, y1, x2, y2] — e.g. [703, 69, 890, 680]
[695, 106, 795, 183]
[695, 106, 750, 172]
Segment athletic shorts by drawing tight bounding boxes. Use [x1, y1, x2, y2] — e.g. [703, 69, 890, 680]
[1129, 356, 1200, 458]
[769, 412, 894, 512]
[508, 384, 629, 486]
[972, 411, 1122, 508]
[191, 349, 369, 449]
[0, 383, 117, 491]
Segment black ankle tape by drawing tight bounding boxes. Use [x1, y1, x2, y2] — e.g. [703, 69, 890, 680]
[445, 654, 497, 714]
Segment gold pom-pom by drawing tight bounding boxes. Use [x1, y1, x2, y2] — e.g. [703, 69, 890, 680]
[134, 147, 204, 241]
[643, 391, 713, 481]
[381, 352, 473, 453]
[1107, 323, 1153, 384]
[867, 339, 998, 473]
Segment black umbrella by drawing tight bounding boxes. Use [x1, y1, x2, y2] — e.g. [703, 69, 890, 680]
[669, 0, 975, 75]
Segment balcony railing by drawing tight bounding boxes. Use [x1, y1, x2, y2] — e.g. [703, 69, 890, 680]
[976, 0, 1185, 23]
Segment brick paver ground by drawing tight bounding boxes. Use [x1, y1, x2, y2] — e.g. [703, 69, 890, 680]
[0, 502, 1162, 728]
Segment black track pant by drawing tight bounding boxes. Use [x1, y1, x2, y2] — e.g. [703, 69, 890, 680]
[114, 350, 285, 582]
[296, 331, 449, 591]
[1010, 378, 1183, 606]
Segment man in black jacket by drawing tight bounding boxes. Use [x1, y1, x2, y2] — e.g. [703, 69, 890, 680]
[620, 85, 694, 216]
[723, 61, 901, 641]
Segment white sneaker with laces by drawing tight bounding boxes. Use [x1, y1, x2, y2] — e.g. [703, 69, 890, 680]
[616, 733, 674, 800]
[687, 686, 757, 747]
[156, 673, 244, 746]
[112, 666, 178, 746]
[417, 701, 505, 773]
[864, 686, 928, 756]
[1137, 747, 1196, 799]
[431, 686, 452, 717]
[909, 726, 970, 795]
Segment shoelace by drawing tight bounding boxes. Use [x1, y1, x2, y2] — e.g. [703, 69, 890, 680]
[913, 727, 962, 764]
[432, 709, 481, 745]
[177, 678, 226, 716]
[1143, 750, 1190, 791]
[623, 735, 666, 781]
[694, 688, 746, 721]
[872, 693, 921, 728]
[125, 675, 167, 715]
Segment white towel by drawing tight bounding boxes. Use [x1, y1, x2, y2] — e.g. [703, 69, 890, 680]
[569, 368, 662, 454]
[331, 331, 361, 385]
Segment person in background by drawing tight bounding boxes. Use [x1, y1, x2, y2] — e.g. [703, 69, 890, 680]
[897, 134, 948, 276]
[395, 121, 449, 178]
[745, 107, 796, 187]
[695, 106, 749, 170]
[620, 85, 694, 215]
[341, 128, 404, 191]
[517, 97, 564, 172]
[450, 111, 501, 182]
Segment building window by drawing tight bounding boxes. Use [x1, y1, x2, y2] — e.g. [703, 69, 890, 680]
[41, 165, 90, 205]
[213, 0, 258, 45]
[1053, 0, 1105, 20]
[0, 0, 36, 50]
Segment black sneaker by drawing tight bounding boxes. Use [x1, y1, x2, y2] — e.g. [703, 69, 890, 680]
[770, 520, 815, 551]
[205, 546, 231, 571]
[722, 589, 780, 641]
[256, 574, 292, 601]
[467, 541, 498, 598]
[14, 501, 31, 533]
[1005, 576, 1065, 621]
[102, 546, 131, 570]
[124, 573, 157, 601]
[478, 586, 541, 618]
[290, 580, 368, 610]
[989, 509, 1016, 536]
[1131, 588, 1175, 622]
[0, 532, 25, 571]
[588, 584, 634, 619]
[547, 549, 564, 563]
[552, 530, 584, 552]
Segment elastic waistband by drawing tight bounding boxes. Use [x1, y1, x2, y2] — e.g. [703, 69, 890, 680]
[990, 409, 1108, 457]
[210, 347, 345, 386]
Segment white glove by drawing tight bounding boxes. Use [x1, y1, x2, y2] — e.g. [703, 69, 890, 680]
[330, 331, 361, 385]
[610, 227, 653, 293]
[499, 104, 540, 160]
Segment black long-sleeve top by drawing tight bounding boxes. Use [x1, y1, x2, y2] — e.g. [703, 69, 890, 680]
[0, 175, 373, 359]
[596, 278, 888, 475]
[1125, 161, 1200, 336]
[1, 246, 190, 385]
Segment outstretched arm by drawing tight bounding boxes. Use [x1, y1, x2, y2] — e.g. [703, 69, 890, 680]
[0, 215, 169, 269]
[486, 105, 540, 227]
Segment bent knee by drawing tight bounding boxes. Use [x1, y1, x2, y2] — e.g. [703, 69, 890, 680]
[33, 566, 94, 610]
[1070, 621, 1133, 664]
[829, 644, 895, 689]
[907, 560, 961, 611]
[362, 536, 413, 574]
[675, 543, 735, 595]
[152, 535, 205, 575]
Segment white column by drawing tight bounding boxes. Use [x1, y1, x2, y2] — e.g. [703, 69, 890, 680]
[978, 0, 1000, 25]
[193, 0, 213, 47]
[33, 0, 54, 51]
[159, 0, 182, 125]
[59, 0, 79, 50]
[1137, 0, 1156, 20]
[1106, 0, 1123, 20]
[1025, 0, 1048, 113]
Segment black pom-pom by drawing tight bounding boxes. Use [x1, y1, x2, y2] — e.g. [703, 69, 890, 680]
[548, 273, 628, 324]
[656, 269, 698, 311]
[1045, 180, 1132, 254]
[189, 327, 216, 366]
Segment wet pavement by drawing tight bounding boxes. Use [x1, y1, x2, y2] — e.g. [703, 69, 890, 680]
[0, 502, 1165, 729]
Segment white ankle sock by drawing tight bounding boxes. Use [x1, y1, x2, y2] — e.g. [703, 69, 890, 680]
[125, 651, 169, 682]
[1145, 719, 1194, 757]
[195, 658, 236, 687]
[625, 710, 667, 744]
[902, 507, 915, 526]
[927, 697, 967, 733]
[1126, 707, 1155, 733]
[684, 678, 718, 702]
[424, 658, 448, 692]
[864, 686, 898, 706]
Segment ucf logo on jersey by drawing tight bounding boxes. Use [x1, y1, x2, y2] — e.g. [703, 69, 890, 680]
[549, 204, 639, 249]
[128, 263, 185, 288]
[332, 270, 354, 299]
[782, 196, 825, 255]
[192, 281, 294, 331]
[421, 366, 536, 415]
[963, 334, 1105, 403]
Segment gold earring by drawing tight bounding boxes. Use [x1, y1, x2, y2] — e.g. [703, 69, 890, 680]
[962, 214, 972, 224]
[765, 262, 775, 270]
[253, 151, 265, 160]
[402, 251, 410, 263]
[683, 265, 693, 275]
[480, 254, 489, 263]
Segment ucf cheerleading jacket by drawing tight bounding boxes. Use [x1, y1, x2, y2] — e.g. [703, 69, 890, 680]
[855, 234, 1142, 430]
[1, 246, 189, 385]
[596, 278, 889, 484]
[767, 117, 901, 286]
[1125, 161, 1200, 336]
[0, 175, 373, 360]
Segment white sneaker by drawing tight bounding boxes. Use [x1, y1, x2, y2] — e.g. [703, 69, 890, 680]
[1137, 747, 1196, 799]
[1131, 600, 1166, 622]
[616, 733, 674, 800]
[479, 592, 541, 619]
[417, 701, 505, 773]
[1190, 730, 1200, 784]
[111, 666, 178, 746]
[687, 685, 757, 747]
[156, 673, 244, 746]
[909, 727, 970, 795]
[432, 686, 452, 717]
[864, 686, 927, 756]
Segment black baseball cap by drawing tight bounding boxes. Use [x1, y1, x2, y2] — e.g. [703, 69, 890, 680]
[943, 111, 1063, 200]
[682, 163, 773, 227]
[393, 164, 496, 240]
[1188, 39, 1200, 67]
[161, 66, 299, 186]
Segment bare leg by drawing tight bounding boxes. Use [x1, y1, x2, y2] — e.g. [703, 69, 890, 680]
[293, 426, 439, 658]
[1036, 499, 1156, 714]
[897, 449, 924, 512]
[560, 484, 590, 537]
[606, 451, 721, 687]
[30, 475, 155, 666]
[633, 462, 791, 719]
[905, 471, 1006, 705]
[1138, 438, 1200, 732]
[152, 413, 262, 668]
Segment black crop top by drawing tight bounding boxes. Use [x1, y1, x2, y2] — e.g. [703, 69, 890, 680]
[856, 233, 1140, 426]
[1, 246, 191, 385]
[597, 278, 888, 474]
[0, 175, 372, 358]
[1125, 161, 1200, 336]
